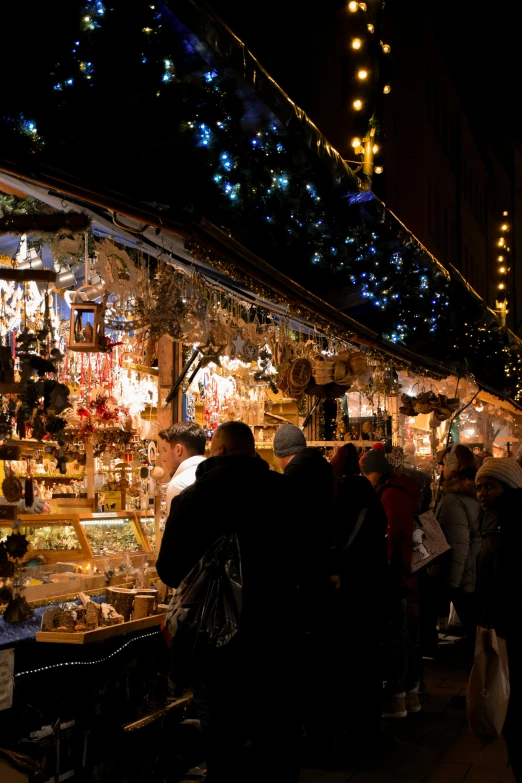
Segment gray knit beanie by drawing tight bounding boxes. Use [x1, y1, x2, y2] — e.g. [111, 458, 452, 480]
[476, 457, 522, 490]
[359, 444, 394, 474]
[273, 424, 307, 457]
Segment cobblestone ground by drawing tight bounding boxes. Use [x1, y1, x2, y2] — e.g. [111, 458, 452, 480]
[301, 636, 515, 783]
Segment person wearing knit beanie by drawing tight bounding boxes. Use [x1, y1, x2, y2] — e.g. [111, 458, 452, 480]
[475, 456, 522, 777]
[360, 442, 422, 717]
[359, 443, 394, 485]
[476, 457, 522, 493]
[273, 423, 306, 463]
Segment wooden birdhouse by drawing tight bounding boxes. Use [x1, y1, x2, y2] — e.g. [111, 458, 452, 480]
[69, 301, 105, 353]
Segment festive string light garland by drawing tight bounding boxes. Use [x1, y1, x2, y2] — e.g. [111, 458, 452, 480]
[13, 629, 160, 679]
[347, 0, 392, 177]
[495, 210, 510, 326]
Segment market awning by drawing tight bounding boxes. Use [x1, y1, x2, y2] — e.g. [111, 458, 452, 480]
[1, 0, 521, 406]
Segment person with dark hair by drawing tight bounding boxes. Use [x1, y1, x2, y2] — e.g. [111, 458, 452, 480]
[159, 421, 206, 513]
[360, 443, 421, 719]
[475, 457, 522, 780]
[157, 421, 299, 782]
[435, 444, 482, 664]
[331, 441, 388, 757]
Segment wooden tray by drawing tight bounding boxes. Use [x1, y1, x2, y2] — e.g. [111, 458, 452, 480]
[36, 612, 164, 644]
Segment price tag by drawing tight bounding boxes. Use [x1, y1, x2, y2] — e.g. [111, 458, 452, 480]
[91, 512, 119, 519]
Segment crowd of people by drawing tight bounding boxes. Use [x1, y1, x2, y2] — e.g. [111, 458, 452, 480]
[155, 420, 522, 782]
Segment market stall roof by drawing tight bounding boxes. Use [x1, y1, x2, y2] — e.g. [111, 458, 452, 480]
[1, 0, 521, 406]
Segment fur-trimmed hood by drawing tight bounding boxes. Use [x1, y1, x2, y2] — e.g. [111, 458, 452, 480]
[441, 475, 478, 499]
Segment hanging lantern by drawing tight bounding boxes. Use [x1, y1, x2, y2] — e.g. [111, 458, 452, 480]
[69, 288, 106, 352]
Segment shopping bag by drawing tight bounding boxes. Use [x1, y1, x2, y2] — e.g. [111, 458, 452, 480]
[161, 533, 242, 661]
[410, 510, 451, 573]
[466, 627, 510, 744]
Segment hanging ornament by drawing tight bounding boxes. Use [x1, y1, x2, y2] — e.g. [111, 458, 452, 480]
[2, 473, 22, 503]
[196, 340, 226, 367]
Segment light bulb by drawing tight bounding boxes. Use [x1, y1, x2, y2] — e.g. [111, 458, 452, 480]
[353, 99, 363, 110]
[498, 255, 504, 261]
[348, 1, 358, 10]
[359, 2, 367, 9]
[351, 137, 362, 148]
[383, 84, 391, 94]
[500, 267, 506, 273]
[503, 210, 509, 216]
[375, 165, 384, 174]
[498, 238, 505, 247]
[501, 224, 508, 231]
[367, 23, 375, 32]
[498, 283, 505, 290]
[358, 69, 368, 80]
[382, 43, 391, 53]
[373, 144, 379, 153]
[352, 38, 362, 49]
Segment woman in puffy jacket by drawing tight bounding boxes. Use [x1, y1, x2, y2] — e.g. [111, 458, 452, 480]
[435, 444, 482, 663]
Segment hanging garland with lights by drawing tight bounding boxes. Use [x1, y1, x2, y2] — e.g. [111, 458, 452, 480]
[2, 0, 522, 398]
[494, 211, 510, 326]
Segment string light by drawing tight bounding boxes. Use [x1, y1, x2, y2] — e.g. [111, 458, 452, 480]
[382, 43, 391, 53]
[494, 211, 510, 326]
[352, 38, 362, 49]
[373, 144, 379, 153]
[358, 69, 368, 79]
[367, 23, 375, 33]
[14, 630, 161, 679]
[348, 1, 358, 10]
[383, 84, 391, 94]
[353, 99, 363, 110]
[375, 165, 384, 174]
[351, 137, 362, 147]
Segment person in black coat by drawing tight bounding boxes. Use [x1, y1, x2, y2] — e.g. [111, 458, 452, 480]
[330, 443, 388, 759]
[475, 457, 522, 781]
[157, 421, 300, 783]
[273, 424, 335, 762]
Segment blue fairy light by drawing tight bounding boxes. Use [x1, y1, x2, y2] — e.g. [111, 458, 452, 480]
[205, 70, 218, 82]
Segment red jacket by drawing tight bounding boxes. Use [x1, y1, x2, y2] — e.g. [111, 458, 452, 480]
[378, 473, 420, 589]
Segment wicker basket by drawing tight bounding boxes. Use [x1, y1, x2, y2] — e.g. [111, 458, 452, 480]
[312, 355, 335, 385]
[349, 352, 368, 377]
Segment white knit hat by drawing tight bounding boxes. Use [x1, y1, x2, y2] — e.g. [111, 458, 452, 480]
[475, 457, 522, 490]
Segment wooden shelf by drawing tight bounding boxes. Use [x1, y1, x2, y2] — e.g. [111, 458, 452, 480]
[36, 612, 164, 644]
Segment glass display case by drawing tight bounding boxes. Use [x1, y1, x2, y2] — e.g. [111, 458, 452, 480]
[137, 515, 156, 551]
[77, 512, 151, 558]
[17, 514, 90, 562]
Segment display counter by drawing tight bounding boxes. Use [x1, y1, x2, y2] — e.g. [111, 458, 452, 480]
[78, 511, 152, 556]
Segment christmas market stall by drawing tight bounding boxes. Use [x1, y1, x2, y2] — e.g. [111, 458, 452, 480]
[1, 1, 522, 780]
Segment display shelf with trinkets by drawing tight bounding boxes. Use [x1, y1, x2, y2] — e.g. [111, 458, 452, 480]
[16, 513, 93, 561]
[77, 511, 152, 558]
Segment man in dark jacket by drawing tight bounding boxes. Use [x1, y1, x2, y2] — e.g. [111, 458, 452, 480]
[157, 421, 299, 783]
[273, 423, 335, 761]
[273, 423, 334, 596]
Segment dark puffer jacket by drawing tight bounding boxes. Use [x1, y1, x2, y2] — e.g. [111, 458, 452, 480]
[476, 488, 522, 638]
[281, 447, 334, 590]
[435, 476, 482, 593]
